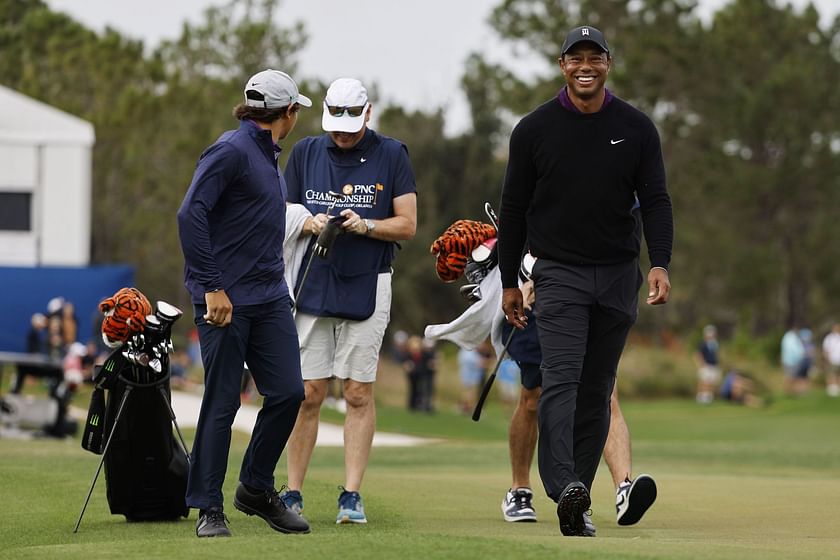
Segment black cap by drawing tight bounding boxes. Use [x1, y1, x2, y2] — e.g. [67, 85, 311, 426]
[561, 25, 610, 55]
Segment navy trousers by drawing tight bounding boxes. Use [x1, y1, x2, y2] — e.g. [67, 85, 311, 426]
[532, 259, 641, 500]
[185, 296, 304, 511]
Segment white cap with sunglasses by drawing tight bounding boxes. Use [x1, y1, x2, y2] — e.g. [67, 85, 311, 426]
[322, 78, 369, 133]
[244, 69, 312, 109]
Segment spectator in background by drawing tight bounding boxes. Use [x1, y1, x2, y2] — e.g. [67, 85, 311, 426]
[781, 325, 808, 396]
[799, 328, 816, 378]
[391, 330, 409, 363]
[46, 297, 66, 360]
[11, 313, 49, 393]
[403, 335, 437, 412]
[719, 370, 765, 408]
[419, 337, 438, 412]
[694, 324, 721, 404]
[496, 359, 520, 407]
[457, 341, 492, 415]
[61, 300, 79, 347]
[186, 327, 202, 368]
[822, 322, 840, 397]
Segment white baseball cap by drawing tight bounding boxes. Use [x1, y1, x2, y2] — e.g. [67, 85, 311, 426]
[322, 78, 369, 133]
[244, 69, 312, 109]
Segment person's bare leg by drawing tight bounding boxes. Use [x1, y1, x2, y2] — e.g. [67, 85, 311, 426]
[343, 379, 375, 491]
[603, 385, 631, 488]
[286, 379, 328, 491]
[510, 386, 540, 489]
[607, 385, 657, 525]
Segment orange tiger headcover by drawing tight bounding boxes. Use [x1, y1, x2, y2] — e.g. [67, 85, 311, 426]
[99, 287, 153, 348]
[430, 219, 497, 282]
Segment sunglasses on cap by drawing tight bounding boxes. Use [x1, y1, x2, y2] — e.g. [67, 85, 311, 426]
[326, 102, 368, 117]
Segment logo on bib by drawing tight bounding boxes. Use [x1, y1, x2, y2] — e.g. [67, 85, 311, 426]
[305, 183, 384, 209]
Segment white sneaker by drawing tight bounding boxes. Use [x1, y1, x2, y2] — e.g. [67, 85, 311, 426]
[616, 474, 657, 526]
[501, 487, 537, 522]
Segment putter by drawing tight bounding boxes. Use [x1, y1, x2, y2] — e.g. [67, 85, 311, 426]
[472, 327, 517, 422]
[293, 190, 347, 311]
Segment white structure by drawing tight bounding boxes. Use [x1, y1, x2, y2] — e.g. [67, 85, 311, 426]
[0, 85, 94, 266]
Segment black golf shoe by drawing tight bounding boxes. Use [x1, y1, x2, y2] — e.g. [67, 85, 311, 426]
[196, 507, 231, 538]
[556, 481, 592, 537]
[233, 484, 310, 534]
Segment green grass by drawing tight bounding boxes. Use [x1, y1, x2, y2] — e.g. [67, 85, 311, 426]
[3, 391, 840, 559]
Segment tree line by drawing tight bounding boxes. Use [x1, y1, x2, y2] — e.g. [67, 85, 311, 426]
[2, 0, 839, 355]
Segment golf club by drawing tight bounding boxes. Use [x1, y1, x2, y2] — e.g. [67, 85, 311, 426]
[472, 327, 517, 422]
[293, 190, 347, 311]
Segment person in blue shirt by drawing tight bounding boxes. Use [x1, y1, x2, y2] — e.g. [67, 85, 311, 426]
[281, 78, 417, 525]
[177, 69, 312, 538]
[694, 324, 721, 404]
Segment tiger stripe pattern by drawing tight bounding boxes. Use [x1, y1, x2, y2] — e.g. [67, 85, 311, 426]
[430, 219, 497, 283]
[99, 287, 153, 348]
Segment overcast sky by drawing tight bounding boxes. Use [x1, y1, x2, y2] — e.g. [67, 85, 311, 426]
[47, 0, 837, 135]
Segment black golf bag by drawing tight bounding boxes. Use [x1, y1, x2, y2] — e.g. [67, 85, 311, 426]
[79, 301, 189, 523]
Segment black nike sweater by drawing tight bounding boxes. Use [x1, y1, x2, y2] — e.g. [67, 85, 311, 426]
[498, 96, 673, 288]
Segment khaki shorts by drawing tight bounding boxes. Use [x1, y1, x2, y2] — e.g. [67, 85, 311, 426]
[698, 365, 722, 384]
[295, 272, 391, 383]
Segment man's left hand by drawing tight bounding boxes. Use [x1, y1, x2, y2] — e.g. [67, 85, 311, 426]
[339, 209, 368, 235]
[646, 267, 670, 305]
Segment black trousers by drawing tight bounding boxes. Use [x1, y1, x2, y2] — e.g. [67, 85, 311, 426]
[185, 296, 305, 511]
[532, 259, 641, 500]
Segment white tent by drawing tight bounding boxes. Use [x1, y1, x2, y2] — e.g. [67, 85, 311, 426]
[0, 84, 95, 266]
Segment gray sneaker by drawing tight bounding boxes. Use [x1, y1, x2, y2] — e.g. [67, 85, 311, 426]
[501, 488, 537, 522]
[582, 512, 596, 537]
[196, 507, 231, 538]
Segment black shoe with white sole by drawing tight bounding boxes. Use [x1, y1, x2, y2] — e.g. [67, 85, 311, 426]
[616, 474, 657, 526]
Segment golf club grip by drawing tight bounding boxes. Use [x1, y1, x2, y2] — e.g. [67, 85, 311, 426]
[471, 373, 496, 421]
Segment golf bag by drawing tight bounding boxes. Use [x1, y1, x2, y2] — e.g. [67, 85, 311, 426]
[79, 300, 189, 523]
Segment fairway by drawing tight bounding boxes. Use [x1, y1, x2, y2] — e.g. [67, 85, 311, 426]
[2, 395, 839, 559]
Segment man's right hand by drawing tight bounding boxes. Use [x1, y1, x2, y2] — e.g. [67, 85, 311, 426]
[304, 213, 331, 237]
[502, 287, 528, 329]
[204, 289, 233, 327]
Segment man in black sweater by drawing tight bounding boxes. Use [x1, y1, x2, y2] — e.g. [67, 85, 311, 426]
[497, 25, 673, 537]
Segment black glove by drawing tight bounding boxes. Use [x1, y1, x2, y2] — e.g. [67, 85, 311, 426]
[314, 215, 347, 258]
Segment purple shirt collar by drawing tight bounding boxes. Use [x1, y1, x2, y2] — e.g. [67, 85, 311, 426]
[557, 86, 613, 113]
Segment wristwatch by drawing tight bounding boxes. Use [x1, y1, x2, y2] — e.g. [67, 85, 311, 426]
[364, 219, 375, 236]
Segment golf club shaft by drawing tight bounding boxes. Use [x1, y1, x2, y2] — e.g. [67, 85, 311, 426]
[472, 327, 517, 422]
[292, 192, 345, 311]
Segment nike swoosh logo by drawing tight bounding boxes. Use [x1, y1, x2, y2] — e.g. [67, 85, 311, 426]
[360, 157, 367, 163]
[251, 81, 260, 86]
[611, 139, 626, 145]
[616, 494, 626, 507]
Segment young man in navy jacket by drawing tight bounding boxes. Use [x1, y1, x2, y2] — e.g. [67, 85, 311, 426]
[177, 69, 311, 538]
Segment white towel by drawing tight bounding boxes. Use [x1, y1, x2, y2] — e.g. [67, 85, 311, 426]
[284, 203, 313, 303]
[424, 266, 507, 356]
